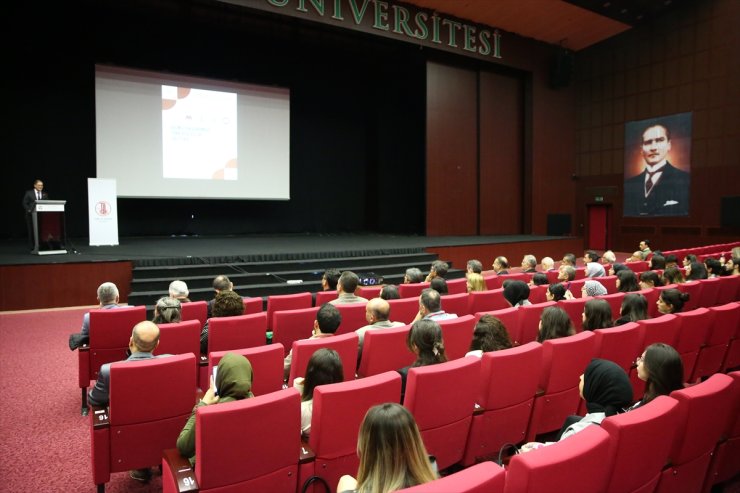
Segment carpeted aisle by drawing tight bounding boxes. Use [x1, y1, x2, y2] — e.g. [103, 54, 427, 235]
[0, 308, 163, 493]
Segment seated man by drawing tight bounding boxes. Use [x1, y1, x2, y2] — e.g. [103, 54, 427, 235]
[284, 303, 342, 380]
[601, 250, 617, 265]
[466, 259, 483, 275]
[403, 267, 425, 284]
[321, 268, 341, 291]
[492, 256, 509, 275]
[329, 271, 369, 305]
[540, 256, 555, 271]
[168, 280, 191, 303]
[627, 251, 645, 263]
[206, 275, 235, 318]
[356, 298, 405, 355]
[561, 253, 577, 267]
[583, 251, 605, 277]
[412, 288, 458, 323]
[424, 260, 449, 282]
[68, 282, 122, 350]
[521, 254, 538, 273]
[87, 320, 163, 483]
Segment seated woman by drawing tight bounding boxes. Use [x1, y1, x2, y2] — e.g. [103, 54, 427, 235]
[630, 342, 684, 410]
[657, 288, 690, 315]
[582, 299, 613, 331]
[614, 293, 649, 325]
[546, 283, 567, 302]
[176, 353, 254, 465]
[520, 358, 633, 451]
[649, 255, 666, 270]
[151, 296, 182, 324]
[686, 261, 708, 280]
[293, 348, 343, 437]
[608, 262, 629, 276]
[661, 266, 685, 285]
[465, 272, 486, 292]
[638, 271, 664, 290]
[537, 306, 575, 342]
[337, 403, 437, 493]
[398, 319, 447, 402]
[503, 280, 531, 308]
[616, 269, 640, 293]
[200, 290, 244, 354]
[581, 280, 607, 298]
[465, 314, 512, 357]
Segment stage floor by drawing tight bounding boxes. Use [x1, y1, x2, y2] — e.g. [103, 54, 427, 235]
[0, 233, 573, 266]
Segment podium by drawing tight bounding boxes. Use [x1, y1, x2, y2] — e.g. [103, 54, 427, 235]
[32, 200, 67, 255]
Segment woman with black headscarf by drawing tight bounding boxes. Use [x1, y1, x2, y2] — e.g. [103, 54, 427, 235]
[503, 280, 531, 308]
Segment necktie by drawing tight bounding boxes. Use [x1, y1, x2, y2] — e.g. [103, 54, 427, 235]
[645, 172, 657, 196]
[37, 191, 41, 200]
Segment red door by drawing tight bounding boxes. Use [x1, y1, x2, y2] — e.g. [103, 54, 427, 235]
[587, 205, 611, 250]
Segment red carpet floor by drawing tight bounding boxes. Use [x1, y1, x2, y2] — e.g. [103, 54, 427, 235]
[0, 307, 163, 493]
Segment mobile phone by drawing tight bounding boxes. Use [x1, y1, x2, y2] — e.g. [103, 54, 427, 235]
[212, 366, 219, 396]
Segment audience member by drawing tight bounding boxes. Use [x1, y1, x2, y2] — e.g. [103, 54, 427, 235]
[616, 269, 640, 292]
[705, 258, 723, 278]
[412, 288, 457, 322]
[609, 262, 629, 276]
[68, 281, 122, 350]
[293, 348, 343, 437]
[337, 403, 437, 493]
[630, 343, 683, 410]
[200, 290, 244, 354]
[177, 353, 254, 465]
[649, 255, 666, 270]
[558, 264, 576, 283]
[152, 296, 182, 324]
[602, 250, 617, 265]
[379, 284, 400, 300]
[627, 251, 645, 263]
[537, 306, 575, 342]
[682, 254, 697, 267]
[355, 298, 405, 354]
[664, 254, 678, 269]
[583, 251, 605, 277]
[530, 272, 549, 286]
[614, 293, 649, 326]
[561, 253, 576, 267]
[330, 271, 369, 305]
[661, 266, 685, 285]
[582, 299, 613, 331]
[657, 288, 690, 314]
[546, 283, 568, 302]
[168, 280, 190, 302]
[424, 260, 448, 282]
[465, 315, 512, 357]
[685, 261, 708, 280]
[466, 272, 486, 292]
[321, 268, 341, 291]
[284, 303, 342, 379]
[206, 275, 234, 318]
[403, 267, 425, 284]
[503, 280, 531, 307]
[430, 277, 448, 295]
[492, 256, 509, 275]
[540, 256, 555, 271]
[639, 240, 652, 256]
[726, 257, 740, 276]
[466, 259, 483, 274]
[521, 254, 537, 273]
[398, 319, 447, 402]
[638, 271, 663, 290]
[581, 280, 607, 298]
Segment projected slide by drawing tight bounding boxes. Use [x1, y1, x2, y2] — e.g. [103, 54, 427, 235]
[162, 85, 237, 180]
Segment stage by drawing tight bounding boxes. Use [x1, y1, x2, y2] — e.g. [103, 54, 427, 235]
[0, 233, 585, 311]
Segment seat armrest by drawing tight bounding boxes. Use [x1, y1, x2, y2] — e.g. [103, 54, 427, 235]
[162, 448, 199, 492]
[91, 405, 110, 430]
[299, 438, 316, 464]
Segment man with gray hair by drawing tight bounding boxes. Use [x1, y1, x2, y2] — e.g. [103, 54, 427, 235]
[168, 280, 190, 302]
[466, 259, 483, 274]
[412, 288, 458, 322]
[424, 260, 449, 282]
[521, 254, 537, 273]
[403, 267, 425, 284]
[540, 257, 555, 271]
[602, 250, 617, 264]
[68, 282, 122, 350]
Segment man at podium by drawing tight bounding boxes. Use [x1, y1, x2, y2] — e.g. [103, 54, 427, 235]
[23, 179, 48, 249]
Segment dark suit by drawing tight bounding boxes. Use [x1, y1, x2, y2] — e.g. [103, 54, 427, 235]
[623, 162, 690, 217]
[23, 189, 48, 248]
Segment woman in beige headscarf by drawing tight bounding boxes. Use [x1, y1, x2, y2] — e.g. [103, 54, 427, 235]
[176, 353, 254, 465]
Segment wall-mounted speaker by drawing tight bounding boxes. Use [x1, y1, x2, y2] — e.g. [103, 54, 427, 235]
[547, 214, 572, 236]
[721, 197, 740, 227]
[549, 48, 574, 89]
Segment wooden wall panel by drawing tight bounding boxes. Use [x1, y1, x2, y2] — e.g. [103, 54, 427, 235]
[426, 62, 478, 235]
[479, 71, 524, 234]
[0, 262, 132, 311]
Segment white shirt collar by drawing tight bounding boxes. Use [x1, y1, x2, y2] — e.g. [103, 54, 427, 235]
[645, 160, 667, 174]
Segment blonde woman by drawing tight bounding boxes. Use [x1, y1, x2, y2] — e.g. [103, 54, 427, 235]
[337, 403, 437, 493]
[466, 272, 486, 292]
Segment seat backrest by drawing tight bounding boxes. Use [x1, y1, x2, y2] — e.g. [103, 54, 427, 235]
[637, 287, 662, 318]
[475, 307, 522, 346]
[716, 276, 740, 305]
[357, 324, 413, 378]
[698, 277, 721, 308]
[539, 331, 596, 393]
[441, 292, 470, 317]
[88, 306, 148, 379]
[601, 395, 680, 493]
[266, 292, 313, 329]
[593, 322, 643, 373]
[478, 342, 543, 411]
[243, 297, 264, 314]
[387, 297, 421, 325]
[314, 290, 337, 306]
[518, 301, 556, 344]
[356, 285, 382, 299]
[287, 332, 359, 385]
[208, 312, 268, 353]
[599, 275, 618, 294]
[468, 288, 508, 315]
[668, 373, 735, 466]
[636, 313, 680, 349]
[154, 319, 201, 359]
[208, 343, 285, 396]
[446, 277, 468, 295]
[309, 372, 402, 490]
[574, 267, 587, 280]
[568, 278, 587, 298]
[399, 282, 430, 299]
[528, 285, 549, 305]
[558, 297, 589, 331]
[181, 301, 208, 327]
[673, 308, 714, 381]
[596, 292, 625, 320]
[706, 302, 740, 347]
[272, 306, 319, 357]
[625, 260, 650, 273]
[404, 357, 481, 469]
[398, 461, 505, 493]
[437, 315, 475, 360]
[484, 274, 503, 290]
[196, 388, 301, 492]
[499, 273, 530, 284]
[504, 425, 612, 493]
[676, 281, 703, 312]
[334, 302, 369, 335]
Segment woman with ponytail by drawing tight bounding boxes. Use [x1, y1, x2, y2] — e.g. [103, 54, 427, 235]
[397, 319, 447, 402]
